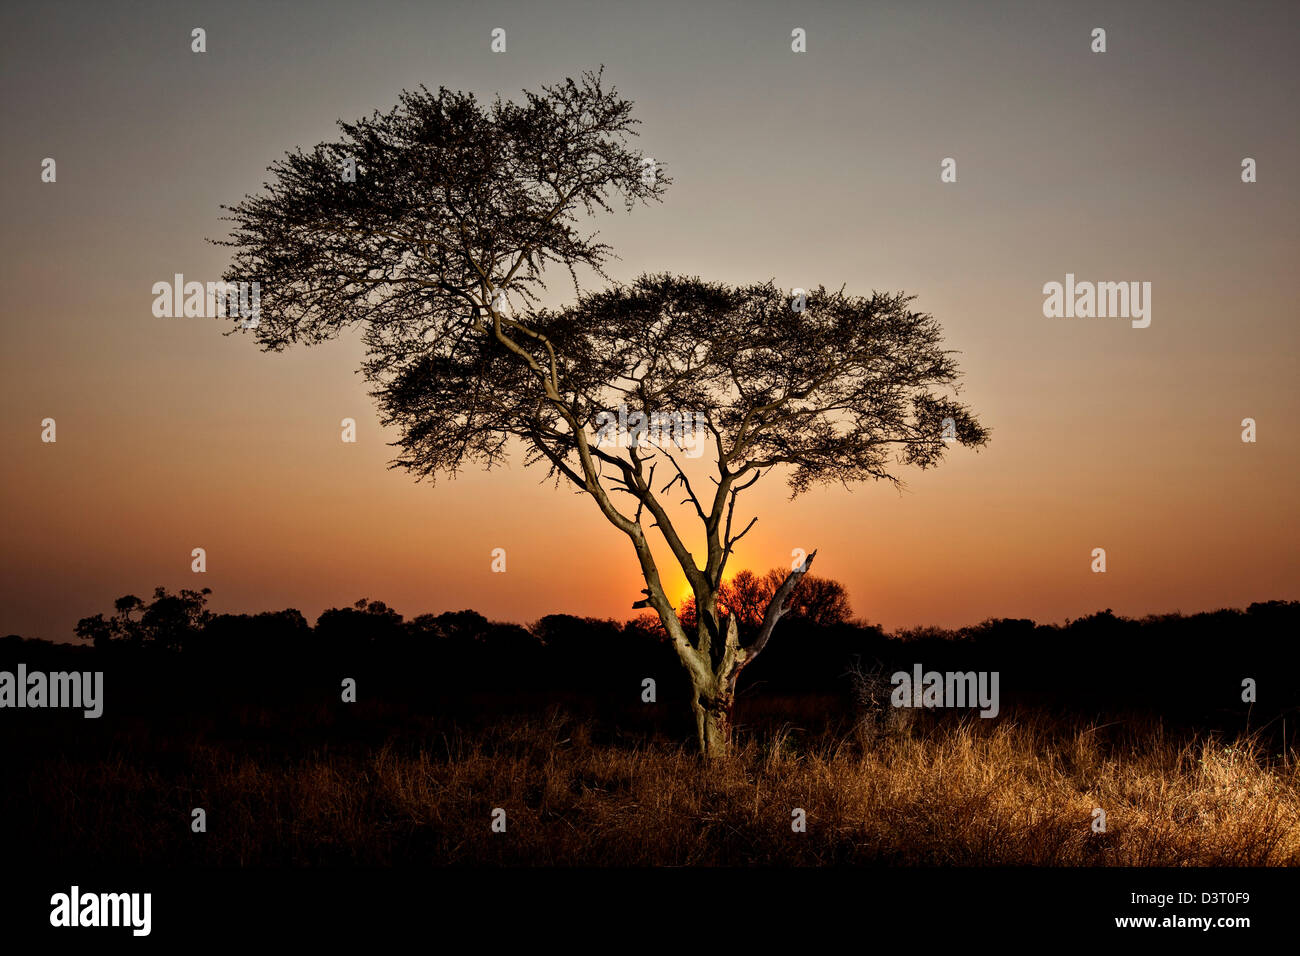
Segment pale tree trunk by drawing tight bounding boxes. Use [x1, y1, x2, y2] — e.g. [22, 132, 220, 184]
[692, 692, 731, 757]
[672, 552, 816, 758]
[691, 682, 736, 757]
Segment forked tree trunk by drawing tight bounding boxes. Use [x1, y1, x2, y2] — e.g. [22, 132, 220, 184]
[670, 551, 817, 758]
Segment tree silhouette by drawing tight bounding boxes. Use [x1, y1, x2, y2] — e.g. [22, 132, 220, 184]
[75, 586, 212, 650]
[680, 569, 852, 634]
[217, 71, 988, 754]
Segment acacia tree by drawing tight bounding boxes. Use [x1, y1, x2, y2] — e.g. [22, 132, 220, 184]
[217, 70, 988, 756]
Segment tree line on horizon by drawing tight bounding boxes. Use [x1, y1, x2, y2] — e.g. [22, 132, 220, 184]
[62, 566, 855, 653]
[0, 582, 1295, 740]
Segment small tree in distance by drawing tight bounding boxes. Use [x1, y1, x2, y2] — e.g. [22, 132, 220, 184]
[75, 586, 212, 650]
[217, 70, 989, 756]
[679, 569, 852, 634]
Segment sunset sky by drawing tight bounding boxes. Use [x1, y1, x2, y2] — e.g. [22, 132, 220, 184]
[2, 0, 1297, 642]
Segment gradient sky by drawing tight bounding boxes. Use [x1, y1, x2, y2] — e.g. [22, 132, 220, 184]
[2, 0, 1297, 641]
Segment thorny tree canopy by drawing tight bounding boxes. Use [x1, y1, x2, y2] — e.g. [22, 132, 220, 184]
[217, 68, 667, 347]
[379, 275, 988, 498]
[216, 67, 987, 527]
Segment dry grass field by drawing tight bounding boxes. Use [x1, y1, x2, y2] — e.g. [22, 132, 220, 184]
[17, 703, 1300, 867]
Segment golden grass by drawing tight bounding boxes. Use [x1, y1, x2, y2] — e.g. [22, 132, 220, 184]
[23, 709, 1300, 865]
